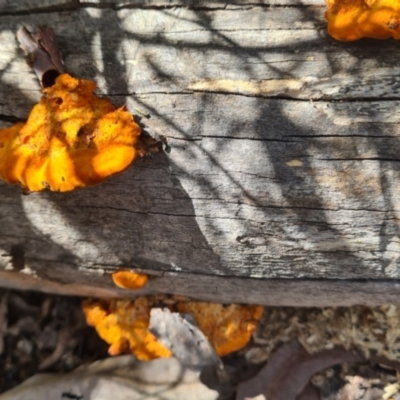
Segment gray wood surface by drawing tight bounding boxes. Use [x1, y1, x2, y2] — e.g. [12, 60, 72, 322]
[1, 0, 400, 305]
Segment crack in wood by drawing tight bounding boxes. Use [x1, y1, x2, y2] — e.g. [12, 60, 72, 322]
[0, 1, 323, 16]
[320, 158, 400, 162]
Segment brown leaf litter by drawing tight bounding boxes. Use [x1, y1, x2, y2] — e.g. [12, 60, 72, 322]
[3, 292, 400, 399]
[0, 289, 108, 394]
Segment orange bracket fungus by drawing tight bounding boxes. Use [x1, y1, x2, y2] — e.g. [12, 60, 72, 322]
[111, 270, 148, 290]
[177, 301, 264, 357]
[82, 298, 172, 360]
[0, 26, 141, 192]
[82, 296, 263, 361]
[326, 0, 400, 41]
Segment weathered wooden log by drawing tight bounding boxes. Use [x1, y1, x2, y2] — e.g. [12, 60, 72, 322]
[2, 0, 400, 306]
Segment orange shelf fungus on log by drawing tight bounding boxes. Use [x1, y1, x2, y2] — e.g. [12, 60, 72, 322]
[177, 302, 264, 356]
[0, 26, 141, 192]
[326, 0, 400, 41]
[82, 296, 263, 360]
[0, 74, 141, 192]
[82, 298, 172, 360]
[112, 270, 148, 290]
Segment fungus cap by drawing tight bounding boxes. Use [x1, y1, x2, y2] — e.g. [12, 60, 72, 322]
[82, 298, 172, 360]
[177, 302, 264, 356]
[0, 73, 141, 192]
[326, 0, 400, 41]
[112, 270, 148, 290]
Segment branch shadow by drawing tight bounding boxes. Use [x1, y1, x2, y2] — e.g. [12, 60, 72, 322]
[0, 6, 225, 286]
[1, 1, 400, 290]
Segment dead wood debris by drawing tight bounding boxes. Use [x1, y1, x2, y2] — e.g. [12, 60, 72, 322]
[250, 305, 400, 364]
[238, 340, 400, 400]
[17, 26, 64, 88]
[4, 294, 400, 399]
[0, 289, 108, 394]
[242, 305, 400, 400]
[237, 339, 366, 400]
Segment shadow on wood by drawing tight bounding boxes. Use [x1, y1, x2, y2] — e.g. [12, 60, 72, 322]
[1, 2, 400, 304]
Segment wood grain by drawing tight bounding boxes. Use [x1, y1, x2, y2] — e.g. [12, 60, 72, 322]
[1, 1, 400, 305]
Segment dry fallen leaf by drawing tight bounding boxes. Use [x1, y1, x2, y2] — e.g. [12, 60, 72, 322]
[149, 308, 223, 371]
[236, 340, 365, 400]
[0, 357, 219, 400]
[17, 26, 64, 88]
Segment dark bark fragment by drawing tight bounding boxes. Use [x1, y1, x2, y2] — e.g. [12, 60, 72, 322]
[17, 26, 64, 88]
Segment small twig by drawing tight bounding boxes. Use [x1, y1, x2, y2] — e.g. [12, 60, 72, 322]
[0, 291, 9, 355]
[17, 26, 64, 88]
[38, 328, 69, 370]
[40, 296, 53, 323]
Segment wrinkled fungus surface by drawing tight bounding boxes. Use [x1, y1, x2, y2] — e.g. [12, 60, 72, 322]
[177, 301, 263, 357]
[326, 0, 400, 41]
[82, 298, 172, 361]
[82, 296, 263, 360]
[0, 74, 141, 192]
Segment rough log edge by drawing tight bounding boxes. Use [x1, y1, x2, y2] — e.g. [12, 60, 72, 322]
[2, 270, 400, 306]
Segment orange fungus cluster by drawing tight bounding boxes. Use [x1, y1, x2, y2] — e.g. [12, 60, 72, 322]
[326, 0, 400, 41]
[0, 73, 141, 192]
[82, 297, 172, 360]
[82, 296, 263, 360]
[177, 301, 264, 357]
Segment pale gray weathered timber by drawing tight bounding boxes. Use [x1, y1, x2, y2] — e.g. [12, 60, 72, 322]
[0, 0, 325, 13]
[1, 1, 400, 305]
